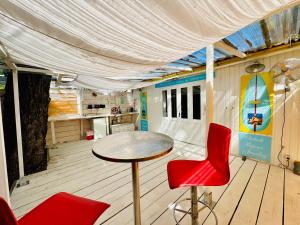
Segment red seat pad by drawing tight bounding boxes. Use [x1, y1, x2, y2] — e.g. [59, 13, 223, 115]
[167, 159, 230, 189]
[0, 197, 19, 225]
[18, 192, 110, 225]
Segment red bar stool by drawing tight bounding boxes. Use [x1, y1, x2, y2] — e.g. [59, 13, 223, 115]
[0, 192, 110, 225]
[167, 123, 231, 225]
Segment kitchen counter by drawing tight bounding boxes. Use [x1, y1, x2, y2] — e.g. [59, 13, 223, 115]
[47, 112, 139, 146]
[48, 112, 139, 121]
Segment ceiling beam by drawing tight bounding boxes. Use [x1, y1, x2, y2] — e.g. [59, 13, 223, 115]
[16, 66, 53, 75]
[176, 59, 199, 67]
[214, 40, 247, 58]
[260, 20, 272, 48]
[0, 42, 16, 69]
[170, 61, 193, 67]
[146, 41, 300, 82]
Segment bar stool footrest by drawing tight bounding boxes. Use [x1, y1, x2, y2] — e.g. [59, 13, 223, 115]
[172, 196, 218, 225]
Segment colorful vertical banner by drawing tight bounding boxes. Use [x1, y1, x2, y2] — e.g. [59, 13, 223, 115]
[140, 92, 148, 131]
[239, 72, 274, 162]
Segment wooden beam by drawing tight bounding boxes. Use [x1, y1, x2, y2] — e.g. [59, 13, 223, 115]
[0, 42, 16, 69]
[55, 74, 62, 87]
[16, 66, 53, 76]
[0, 42, 26, 181]
[0, 99, 10, 204]
[223, 38, 238, 49]
[206, 44, 214, 133]
[146, 41, 300, 82]
[215, 40, 247, 58]
[12, 69, 25, 178]
[260, 20, 272, 48]
[176, 59, 199, 67]
[170, 61, 194, 67]
[50, 121, 56, 146]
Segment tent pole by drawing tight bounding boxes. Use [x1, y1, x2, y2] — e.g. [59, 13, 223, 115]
[77, 88, 84, 138]
[206, 44, 214, 131]
[0, 99, 10, 204]
[12, 69, 25, 179]
[204, 44, 214, 199]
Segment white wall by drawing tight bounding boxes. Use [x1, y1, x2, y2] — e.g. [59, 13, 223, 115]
[147, 80, 207, 146]
[146, 48, 300, 167]
[82, 90, 134, 115]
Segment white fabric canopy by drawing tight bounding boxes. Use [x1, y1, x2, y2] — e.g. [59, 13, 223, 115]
[0, 0, 298, 90]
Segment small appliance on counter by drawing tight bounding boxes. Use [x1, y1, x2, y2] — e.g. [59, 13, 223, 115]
[92, 118, 107, 139]
[111, 106, 119, 114]
[86, 130, 94, 140]
[294, 161, 300, 175]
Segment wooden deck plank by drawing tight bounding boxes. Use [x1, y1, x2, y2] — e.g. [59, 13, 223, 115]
[13, 141, 194, 218]
[96, 143, 202, 224]
[202, 159, 257, 225]
[82, 153, 180, 200]
[256, 166, 284, 225]
[14, 139, 181, 195]
[13, 149, 179, 217]
[11, 139, 297, 225]
[284, 169, 300, 225]
[230, 162, 270, 225]
[13, 145, 178, 201]
[96, 158, 182, 224]
[151, 156, 242, 225]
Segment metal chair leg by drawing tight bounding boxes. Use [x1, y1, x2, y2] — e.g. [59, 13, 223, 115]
[198, 199, 218, 225]
[172, 188, 218, 225]
[191, 186, 198, 225]
[172, 198, 191, 225]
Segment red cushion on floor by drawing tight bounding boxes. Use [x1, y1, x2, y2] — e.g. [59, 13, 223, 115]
[0, 196, 19, 225]
[167, 159, 230, 189]
[18, 192, 110, 225]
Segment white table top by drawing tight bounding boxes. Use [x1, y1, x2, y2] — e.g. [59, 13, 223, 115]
[92, 131, 174, 163]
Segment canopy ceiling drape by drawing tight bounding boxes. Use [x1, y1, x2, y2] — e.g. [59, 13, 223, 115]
[0, 0, 298, 90]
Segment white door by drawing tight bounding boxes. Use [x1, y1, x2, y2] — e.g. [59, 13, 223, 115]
[160, 80, 206, 145]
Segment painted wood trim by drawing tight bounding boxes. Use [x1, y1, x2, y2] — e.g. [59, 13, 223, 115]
[206, 44, 214, 133]
[12, 69, 24, 178]
[50, 121, 56, 145]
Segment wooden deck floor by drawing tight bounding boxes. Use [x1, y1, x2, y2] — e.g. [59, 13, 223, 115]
[11, 140, 300, 225]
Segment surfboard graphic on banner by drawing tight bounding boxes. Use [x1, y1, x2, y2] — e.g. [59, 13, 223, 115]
[239, 72, 274, 162]
[140, 92, 148, 131]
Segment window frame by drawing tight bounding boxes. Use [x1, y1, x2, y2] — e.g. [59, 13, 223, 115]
[171, 88, 177, 118]
[192, 85, 201, 120]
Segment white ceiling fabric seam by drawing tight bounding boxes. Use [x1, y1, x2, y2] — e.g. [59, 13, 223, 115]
[0, 0, 298, 90]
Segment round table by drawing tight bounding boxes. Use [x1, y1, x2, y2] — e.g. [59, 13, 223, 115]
[92, 131, 174, 225]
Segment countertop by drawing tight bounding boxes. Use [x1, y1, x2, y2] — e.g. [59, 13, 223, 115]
[48, 112, 139, 122]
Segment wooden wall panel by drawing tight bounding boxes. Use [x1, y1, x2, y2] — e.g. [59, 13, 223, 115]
[48, 87, 78, 116]
[46, 120, 81, 145]
[147, 48, 300, 167]
[213, 49, 300, 166]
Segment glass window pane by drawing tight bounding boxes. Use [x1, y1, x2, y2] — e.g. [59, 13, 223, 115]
[193, 86, 201, 120]
[171, 89, 177, 118]
[181, 87, 188, 118]
[162, 90, 168, 117]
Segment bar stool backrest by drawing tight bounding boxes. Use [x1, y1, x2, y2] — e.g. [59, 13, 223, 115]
[0, 197, 19, 225]
[207, 123, 231, 174]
